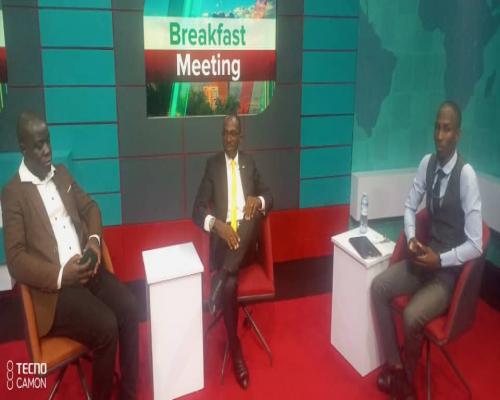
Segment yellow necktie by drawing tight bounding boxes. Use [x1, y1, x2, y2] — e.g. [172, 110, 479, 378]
[230, 159, 237, 231]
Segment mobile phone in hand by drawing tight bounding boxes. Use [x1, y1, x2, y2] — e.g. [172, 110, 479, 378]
[78, 248, 97, 270]
[414, 241, 426, 256]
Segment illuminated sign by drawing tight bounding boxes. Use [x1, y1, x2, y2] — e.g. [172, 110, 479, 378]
[144, 0, 276, 118]
[145, 17, 275, 82]
[0, 8, 7, 112]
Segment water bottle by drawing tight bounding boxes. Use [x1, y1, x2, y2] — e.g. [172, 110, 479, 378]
[360, 193, 368, 234]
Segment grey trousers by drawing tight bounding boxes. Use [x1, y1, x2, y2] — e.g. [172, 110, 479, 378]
[371, 259, 460, 380]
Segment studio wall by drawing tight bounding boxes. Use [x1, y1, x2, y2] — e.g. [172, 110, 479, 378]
[0, 0, 360, 266]
[353, 0, 500, 175]
[352, 0, 500, 265]
[1, 0, 497, 269]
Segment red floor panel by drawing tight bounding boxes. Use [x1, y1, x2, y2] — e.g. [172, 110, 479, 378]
[1, 295, 499, 400]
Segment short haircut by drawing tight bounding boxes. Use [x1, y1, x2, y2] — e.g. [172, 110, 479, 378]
[17, 111, 45, 144]
[223, 113, 241, 132]
[439, 100, 462, 128]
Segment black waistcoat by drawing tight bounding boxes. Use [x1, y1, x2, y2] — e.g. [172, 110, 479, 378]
[425, 153, 466, 253]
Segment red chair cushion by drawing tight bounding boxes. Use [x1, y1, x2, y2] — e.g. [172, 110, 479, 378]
[392, 295, 410, 311]
[39, 337, 88, 371]
[237, 262, 275, 299]
[424, 317, 448, 343]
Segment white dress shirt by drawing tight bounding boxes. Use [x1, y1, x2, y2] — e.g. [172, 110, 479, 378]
[19, 160, 98, 288]
[203, 152, 265, 232]
[404, 151, 482, 267]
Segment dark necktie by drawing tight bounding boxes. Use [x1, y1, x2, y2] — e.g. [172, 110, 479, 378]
[432, 169, 445, 213]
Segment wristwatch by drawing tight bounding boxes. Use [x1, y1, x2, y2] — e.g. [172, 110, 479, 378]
[208, 216, 216, 231]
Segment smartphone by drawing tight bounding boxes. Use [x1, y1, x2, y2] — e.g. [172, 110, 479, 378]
[411, 241, 426, 257]
[348, 236, 382, 259]
[78, 248, 97, 270]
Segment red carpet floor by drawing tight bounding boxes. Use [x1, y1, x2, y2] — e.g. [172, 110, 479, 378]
[1, 293, 500, 399]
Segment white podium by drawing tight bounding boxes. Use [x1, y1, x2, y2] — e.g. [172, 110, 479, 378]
[0, 264, 15, 291]
[331, 227, 395, 376]
[143, 242, 205, 400]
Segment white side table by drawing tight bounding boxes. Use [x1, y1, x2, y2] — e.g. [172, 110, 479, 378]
[330, 227, 395, 376]
[0, 265, 14, 291]
[143, 242, 204, 400]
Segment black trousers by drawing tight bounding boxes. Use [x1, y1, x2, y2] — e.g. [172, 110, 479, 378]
[214, 213, 262, 275]
[214, 214, 262, 349]
[48, 267, 139, 400]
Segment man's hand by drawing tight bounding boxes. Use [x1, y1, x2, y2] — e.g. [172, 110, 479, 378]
[413, 245, 441, 270]
[85, 236, 101, 275]
[61, 254, 93, 286]
[243, 196, 262, 220]
[408, 237, 424, 257]
[213, 219, 240, 250]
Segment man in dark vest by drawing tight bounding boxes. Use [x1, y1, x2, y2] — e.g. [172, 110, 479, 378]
[371, 101, 482, 400]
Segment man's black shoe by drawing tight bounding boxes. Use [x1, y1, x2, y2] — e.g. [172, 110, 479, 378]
[231, 340, 249, 389]
[390, 370, 416, 400]
[376, 365, 400, 394]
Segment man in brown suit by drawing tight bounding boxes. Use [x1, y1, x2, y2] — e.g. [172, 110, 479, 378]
[2, 111, 139, 400]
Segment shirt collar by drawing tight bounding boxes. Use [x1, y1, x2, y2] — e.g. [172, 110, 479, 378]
[19, 158, 55, 185]
[225, 152, 239, 166]
[435, 151, 457, 176]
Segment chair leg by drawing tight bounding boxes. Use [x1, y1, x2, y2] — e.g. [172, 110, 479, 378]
[242, 305, 272, 366]
[439, 346, 472, 400]
[75, 359, 92, 400]
[48, 365, 67, 400]
[220, 341, 229, 384]
[426, 339, 431, 400]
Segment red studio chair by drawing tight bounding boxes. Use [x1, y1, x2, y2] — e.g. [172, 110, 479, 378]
[389, 209, 490, 400]
[205, 215, 275, 380]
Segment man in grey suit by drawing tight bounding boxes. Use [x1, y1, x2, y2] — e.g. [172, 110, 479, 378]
[192, 114, 273, 389]
[371, 101, 482, 400]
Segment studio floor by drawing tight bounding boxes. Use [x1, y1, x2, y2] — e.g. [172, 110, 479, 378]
[1, 292, 500, 400]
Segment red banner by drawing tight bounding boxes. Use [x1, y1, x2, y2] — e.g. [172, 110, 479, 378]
[145, 49, 275, 83]
[0, 47, 7, 83]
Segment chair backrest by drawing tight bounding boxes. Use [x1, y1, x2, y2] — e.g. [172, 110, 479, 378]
[444, 222, 490, 342]
[236, 214, 275, 302]
[20, 283, 41, 363]
[102, 239, 114, 273]
[256, 215, 274, 284]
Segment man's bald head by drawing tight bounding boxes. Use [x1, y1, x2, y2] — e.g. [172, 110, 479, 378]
[434, 101, 461, 164]
[222, 113, 242, 159]
[17, 111, 48, 147]
[17, 111, 52, 180]
[437, 100, 461, 129]
[223, 114, 241, 132]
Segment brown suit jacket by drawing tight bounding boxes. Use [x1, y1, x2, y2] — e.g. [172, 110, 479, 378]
[1, 164, 102, 336]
